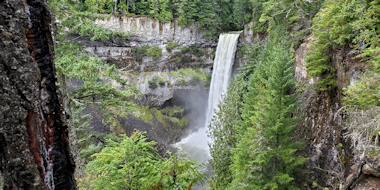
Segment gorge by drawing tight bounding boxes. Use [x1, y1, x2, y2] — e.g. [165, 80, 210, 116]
[1, 0, 379, 189]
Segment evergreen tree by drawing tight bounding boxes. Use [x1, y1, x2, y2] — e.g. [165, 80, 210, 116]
[197, 0, 221, 37]
[231, 29, 307, 189]
[83, 131, 204, 189]
[232, 0, 252, 29]
[209, 77, 246, 189]
[209, 40, 263, 189]
[215, 0, 237, 30]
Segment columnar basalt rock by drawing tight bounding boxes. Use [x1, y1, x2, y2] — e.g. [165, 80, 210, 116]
[0, 1, 75, 189]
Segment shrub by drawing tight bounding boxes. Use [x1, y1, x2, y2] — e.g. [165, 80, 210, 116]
[166, 41, 177, 52]
[158, 78, 165, 86]
[146, 46, 162, 58]
[132, 45, 150, 61]
[83, 131, 204, 189]
[148, 80, 157, 89]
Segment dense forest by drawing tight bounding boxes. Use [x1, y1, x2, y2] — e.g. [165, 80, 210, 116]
[0, 0, 379, 189]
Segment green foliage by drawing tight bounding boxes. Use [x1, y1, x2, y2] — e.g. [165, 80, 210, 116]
[74, 19, 130, 41]
[166, 41, 177, 52]
[260, 0, 322, 27]
[233, 0, 253, 29]
[148, 76, 165, 89]
[306, 0, 379, 91]
[171, 45, 205, 64]
[344, 73, 380, 108]
[148, 76, 158, 89]
[209, 29, 307, 189]
[196, 0, 221, 37]
[171, 68, 209, 86]
[209, 75, 248, 189]
[148, 80, 158, 89]
[83, 131, 204, 189]
[55, 41, 107, 81]
[55, 39, 137, 110]
[132, 45, 150, 61]
[180, 45, 204, 57]
[136, 106, 189, 129]
[209, 30, 307, 189]
[146, 46, 163, 58]
[132, 45, 162, 61]
[49, 0, 129, 42]
[176, 78, 188, 86]
[312, 181, 318, 188]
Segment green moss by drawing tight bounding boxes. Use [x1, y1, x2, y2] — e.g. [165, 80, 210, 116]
[160, 106, 184, 117]
[103, 111, 126, 135]
[153, 108, 188, 129]
[133, 106, 188, 130]
[138, 106, 154, 123]
[171, 68, 210, 86]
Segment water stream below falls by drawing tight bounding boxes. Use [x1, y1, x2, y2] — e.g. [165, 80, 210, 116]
[175, 32, 241, 164]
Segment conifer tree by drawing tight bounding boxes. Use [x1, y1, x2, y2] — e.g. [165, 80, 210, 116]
[209, 40, 263, 189]
[231, 29, 307, 189]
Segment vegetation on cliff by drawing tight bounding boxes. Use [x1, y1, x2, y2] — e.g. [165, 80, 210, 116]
[40, 0, 380, 189]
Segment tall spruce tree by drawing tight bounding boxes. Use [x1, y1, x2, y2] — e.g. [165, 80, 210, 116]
[231, 29, 307, 189]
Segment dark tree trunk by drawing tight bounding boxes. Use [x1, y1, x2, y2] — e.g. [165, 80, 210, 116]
[0, 0, 76, 189]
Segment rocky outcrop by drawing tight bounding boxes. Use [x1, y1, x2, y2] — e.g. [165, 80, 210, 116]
[95, 16, 215, 46]
[72, 16, 219, 108]
[295, 36, 378, 189]
[0, 1, 75, 189]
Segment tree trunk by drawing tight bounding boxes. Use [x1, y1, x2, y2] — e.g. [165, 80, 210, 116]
[0, 1, 76, 189]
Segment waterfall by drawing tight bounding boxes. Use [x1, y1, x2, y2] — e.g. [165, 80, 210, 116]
[175, 32, 241, 163]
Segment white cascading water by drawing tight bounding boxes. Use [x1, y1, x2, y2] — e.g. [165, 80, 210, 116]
[175, 32, 241, 163]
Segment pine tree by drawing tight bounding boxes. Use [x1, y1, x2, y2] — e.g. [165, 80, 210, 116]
[231, 29, 307, 189]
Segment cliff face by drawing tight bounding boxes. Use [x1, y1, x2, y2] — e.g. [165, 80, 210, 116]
[95, 16, 216, 46]
[76, 16, 256, 107]
[0, 1, 75, 189]
[295, 37, 379, 189]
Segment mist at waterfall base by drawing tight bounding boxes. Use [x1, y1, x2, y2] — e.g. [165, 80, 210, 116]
[175, 32, 241, 164]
